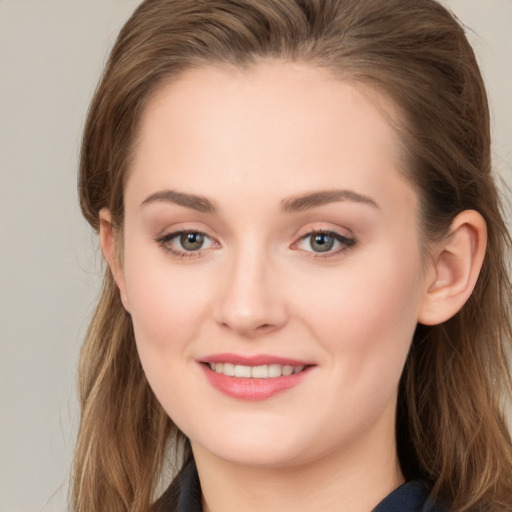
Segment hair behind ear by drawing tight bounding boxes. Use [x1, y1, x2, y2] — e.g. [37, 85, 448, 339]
[400, 205, 512, 507]
[72, 269, 174, 511]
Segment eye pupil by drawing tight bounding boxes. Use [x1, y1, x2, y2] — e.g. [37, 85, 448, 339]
[180, 232, 204, 251]
[310, 233, 334, 252]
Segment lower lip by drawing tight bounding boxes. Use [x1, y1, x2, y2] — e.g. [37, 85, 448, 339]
[200, 364, 313, 401]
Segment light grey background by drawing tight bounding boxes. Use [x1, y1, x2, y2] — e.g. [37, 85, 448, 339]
[0, 1, 510, 511]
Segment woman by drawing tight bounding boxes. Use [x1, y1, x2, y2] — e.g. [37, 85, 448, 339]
[72, 0, 512, 511]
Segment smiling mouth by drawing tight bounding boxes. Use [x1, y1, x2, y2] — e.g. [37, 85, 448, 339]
[206, 362, 306, 379]
[200, 359, 313, 400]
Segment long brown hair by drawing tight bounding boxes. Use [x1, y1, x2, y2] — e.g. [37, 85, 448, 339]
[73, 0, 512, 510]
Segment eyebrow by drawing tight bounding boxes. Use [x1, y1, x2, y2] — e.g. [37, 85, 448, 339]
[141, 189, 216, 213]
[281, 189, 379, 212]
[140, 188, 378, 213]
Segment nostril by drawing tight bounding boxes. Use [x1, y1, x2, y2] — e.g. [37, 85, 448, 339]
[220, 320, 277, 335]
[256, 324, 272, 331]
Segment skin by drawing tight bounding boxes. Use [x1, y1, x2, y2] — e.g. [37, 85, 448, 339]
[101, 61, 487, 512]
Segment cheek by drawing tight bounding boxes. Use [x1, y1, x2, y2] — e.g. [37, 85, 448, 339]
[121, 244, 212, 359]
[293, 245, 423, 378]
[121, 250, 215, 420]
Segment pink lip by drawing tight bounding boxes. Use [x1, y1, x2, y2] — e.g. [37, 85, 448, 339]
[198, 353, 315, 401]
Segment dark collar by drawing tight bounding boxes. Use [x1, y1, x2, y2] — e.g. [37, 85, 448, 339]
[155, 457, 203, 512]
[373, 480, 440, 512]
[155, 458, 440, 512]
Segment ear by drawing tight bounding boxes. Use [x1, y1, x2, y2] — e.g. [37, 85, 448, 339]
[418, 210, 487, 326]
[99, 208, 130, 312]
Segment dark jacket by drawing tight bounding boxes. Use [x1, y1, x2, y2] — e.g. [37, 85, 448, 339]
[155, 457, 443, 512]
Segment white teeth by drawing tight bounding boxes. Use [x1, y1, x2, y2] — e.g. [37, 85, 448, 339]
[234, 364, 251, 378]
[251, 365, 269, 378]
[224, 363, 235, 376]
[268, 364, 282, 378]
[282, 365, 294, 376]
[208, 363, 305, 378]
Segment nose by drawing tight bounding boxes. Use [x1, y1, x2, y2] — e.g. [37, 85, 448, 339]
[214, 246, 288, 338]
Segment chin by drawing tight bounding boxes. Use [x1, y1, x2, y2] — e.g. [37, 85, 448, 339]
[188, 418, 330, 470]
[194, 442, 306, 469]
[191, 428, 361, 472]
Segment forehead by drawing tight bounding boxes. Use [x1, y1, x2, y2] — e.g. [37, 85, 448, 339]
[126, 61, 415, 215]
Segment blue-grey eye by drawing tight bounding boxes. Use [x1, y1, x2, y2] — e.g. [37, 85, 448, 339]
[180, 232, 205, 251]
[294, 230, 354, 255]
[309, 233, 335, 252]
[156, 230, 216, 258]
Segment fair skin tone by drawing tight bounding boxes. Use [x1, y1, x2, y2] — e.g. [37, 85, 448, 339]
[100, 62, 486, 512]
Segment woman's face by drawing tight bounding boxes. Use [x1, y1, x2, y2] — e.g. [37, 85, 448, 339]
[113, 62, 434, 469]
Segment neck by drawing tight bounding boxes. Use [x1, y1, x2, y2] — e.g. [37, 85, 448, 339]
[192, 426, 404, 512]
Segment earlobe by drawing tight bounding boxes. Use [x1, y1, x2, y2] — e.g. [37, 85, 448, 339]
[99, 208, 130, 312]
[418, 210, 487, 326]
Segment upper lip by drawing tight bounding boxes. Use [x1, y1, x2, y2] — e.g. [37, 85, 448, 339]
[199, 353, 314, 367]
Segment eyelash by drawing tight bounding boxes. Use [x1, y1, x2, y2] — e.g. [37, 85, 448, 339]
[155, 229, 356, 260]
[292, 230, 356, 258]
[156, 230, 215, 260]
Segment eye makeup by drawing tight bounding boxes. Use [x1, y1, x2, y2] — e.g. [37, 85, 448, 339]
[293, 229, 356, 257]
[155, 226, 356, 261]
[155, 229, 219, 260]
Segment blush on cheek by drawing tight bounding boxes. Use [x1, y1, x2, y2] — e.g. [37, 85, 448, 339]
[126, 266, 215, 385]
